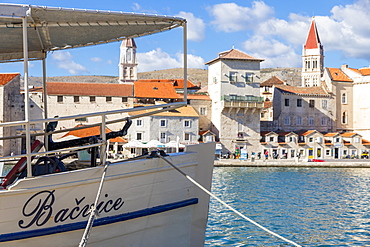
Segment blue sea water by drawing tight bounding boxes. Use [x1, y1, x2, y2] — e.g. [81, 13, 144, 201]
[205, 167, 370, 246]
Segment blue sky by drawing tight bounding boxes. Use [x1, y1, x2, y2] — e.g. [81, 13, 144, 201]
[1, 0, 370, 77]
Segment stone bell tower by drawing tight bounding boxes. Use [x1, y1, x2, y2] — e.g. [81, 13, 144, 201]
[302, 18, 324, 87]
[119, 38, 137, 84]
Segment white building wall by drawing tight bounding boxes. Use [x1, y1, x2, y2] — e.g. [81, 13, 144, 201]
[29, 93, 134, 139]
[353, 77, 370, 140]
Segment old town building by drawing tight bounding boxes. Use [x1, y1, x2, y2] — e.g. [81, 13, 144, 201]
[205, 48, 264, 154]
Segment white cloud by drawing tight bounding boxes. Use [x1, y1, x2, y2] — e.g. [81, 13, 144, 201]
[326, 0, 370, 60]
[176, 11, 205, 42]
[131, 2, 157, 14]
[243, 35, 301, 68]
[90, 57, 102, 62]
[208, 0, 370, 66]
[208, 1, 274, 32]
[106, 59, 113, 65]
[137, 48, 205, 72]
[132, 3, 141, 11]
[51, 51, 89, 75]
[257, 16, 309, 46]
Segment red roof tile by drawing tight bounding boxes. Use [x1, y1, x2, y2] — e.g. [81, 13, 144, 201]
[296, 130, 317, 136]
[275, 85, 328, 95]
[205, 48, 264, 65]
[186, 94, 211, 100]
[324, 132, 340, 137]
[135, 79, 197, 89]
[47, 82, 133, 97]
[260, 131, 277, 136]
[346, 67, 370, 76]
[359, 68, 370, 76]
[134, 81, 179, 99]
[340, 132, 358, 137]
[61, 125, 127, 143]
[327, 68, 353, 82]
[349, 68, 362, 74]
[0, 73, 19, 86]
[304, 19, 322, 49]
[260, 76, 284, 87]
[362, 139, 370, 145]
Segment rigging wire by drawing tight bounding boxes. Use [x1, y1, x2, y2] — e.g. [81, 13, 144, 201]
[78, 162, 110, 247]
[158, 154, 302, 247]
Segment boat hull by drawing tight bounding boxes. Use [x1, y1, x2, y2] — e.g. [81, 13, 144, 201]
[0, 143, 215, 246]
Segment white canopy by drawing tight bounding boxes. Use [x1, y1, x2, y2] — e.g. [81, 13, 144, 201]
[165, 141, 185, 148]
[122, 140, 147, 148]
[146, 140, 165, 148]
[0, 4, 185, 62]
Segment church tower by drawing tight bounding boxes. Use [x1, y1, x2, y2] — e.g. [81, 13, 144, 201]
[119, 38, 137, 84]
[302, 18, 324, 87]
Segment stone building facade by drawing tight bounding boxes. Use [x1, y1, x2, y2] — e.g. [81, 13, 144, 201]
[0, 74, 24, 155]
[206, 49, 264, 154]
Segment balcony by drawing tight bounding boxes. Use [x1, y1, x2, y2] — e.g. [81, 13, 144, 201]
[221, 95, 264, 108]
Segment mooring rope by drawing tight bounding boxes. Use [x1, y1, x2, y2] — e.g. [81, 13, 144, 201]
[158, 155, 302, 247]
[78, 162, 110, 247]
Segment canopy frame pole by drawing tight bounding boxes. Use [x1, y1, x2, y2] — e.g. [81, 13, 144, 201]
[183, 21, 187, 104]
[23, 12, 32, 178]
[42, 57, 49, 151]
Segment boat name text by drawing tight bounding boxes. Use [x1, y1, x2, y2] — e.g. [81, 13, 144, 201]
[19, 190, 125, 229]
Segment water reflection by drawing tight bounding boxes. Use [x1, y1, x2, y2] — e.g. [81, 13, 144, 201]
[205, 167, 370, 246]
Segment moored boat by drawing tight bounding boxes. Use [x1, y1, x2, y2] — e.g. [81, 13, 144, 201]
[0, 4, 215, 246]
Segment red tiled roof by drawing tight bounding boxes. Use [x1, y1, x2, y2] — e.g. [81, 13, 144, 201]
[47, 82, 133, 97]
[362, 139, 370, 145]
[205, 48, 264, 65]
[346, 67, 370, 76]
[304, 19, 321, 49]
[275, 85, 328, 95]
[324, 132, 340, 137]
[341, 132, 358, 137]
[296, 130, 317, 136]
[134, 81, 179, 99]
[343, 140, 352, 145]
[277, 132, 293, 137]
[135, 79, 197, 89]
[327, 68, 353, 82]
[0, 73, 19, 86]
[199, 130, 215, 136]
[359, 68, 370, 76]
[349, 68, 362, 74]
[260, 131, 277, 136]
[61, 125, 127, 143]
[260, 76, 284, 87]
[186, 94, 211, 100]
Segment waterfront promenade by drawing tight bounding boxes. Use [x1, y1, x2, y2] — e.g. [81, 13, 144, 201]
[215, 158, 370, 168]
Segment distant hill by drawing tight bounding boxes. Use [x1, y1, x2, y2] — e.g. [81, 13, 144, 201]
[26, 67, 302, 88]
[261, 67, 302, 87]
[138, 68, 208, 87]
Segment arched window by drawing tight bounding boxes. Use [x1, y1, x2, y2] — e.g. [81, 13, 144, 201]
[342, 93, 347, 104]
[342, 111, 347, 124]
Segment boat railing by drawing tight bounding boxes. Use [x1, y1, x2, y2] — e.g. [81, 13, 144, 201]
[0, 101, 186, 173]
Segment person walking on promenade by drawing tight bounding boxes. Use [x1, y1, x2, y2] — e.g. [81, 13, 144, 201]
[264, 150, 269, 160]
